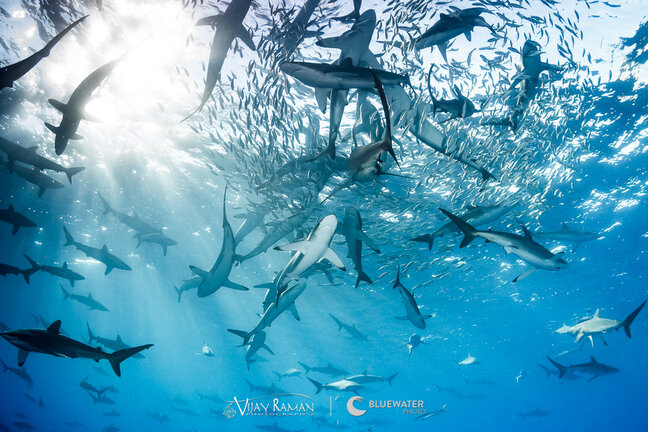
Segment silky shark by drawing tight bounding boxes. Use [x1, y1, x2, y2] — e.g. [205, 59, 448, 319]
[533, 223, 600, 244]
[98, 194, 162, 235]
[63, 226, 131, 275]
[404, 333, 424, 356]
[0, 357, 34, 387]
[272, 0, 322, 62]
[0, 262, 35, 284]
[184, 0, 255, 120]
[547, 356, 620, 381]
[228, 281, 307, 345]
[440, 209, 567, 282]
[23, 254, 85, 286]
[0, 16, 88, 90]
[336, 206, 380, 287]
[60, 284, 109, 311]
[272, 214, 345, 301]
[428, 80, 480, 122]
[280, 60, 409, 91]
[272, 368, 302, 380]
[190, 186, 249, 297]
[86, 324, 145, 359]
[135, 231, 177, 256]
[174, 275, 201, 302]
[411, 204, 514, 250]
[415, 404, 446, 420]
[243, 332, 274, 370]
[329, 314, 368, 341]
[0, 204, 36, 234]
[308, 378, 361, 394]
[393, 266, 432, 329]
[0, 321, 152, 377]
[555, 301, 646, 346]
[344, 372, 397, 386]
[298, 361, 348, 377]
[0, 137, 84, 183]
[1, 159, 64, 197]
[415, 8, 493, 62]
[45, 50, 129, 155]
[456, 354, 479, 366]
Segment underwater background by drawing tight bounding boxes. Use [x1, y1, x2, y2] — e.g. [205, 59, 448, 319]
[1, 0, 648, 431]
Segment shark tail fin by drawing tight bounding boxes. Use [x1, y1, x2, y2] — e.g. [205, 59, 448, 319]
[387, 372, 398, 386]
[227, 329, 251, 345]
[87, 322, 95, 343]
[60, 284, 70, 299]
[174, 286, 182, 303]
[108, 344, 153, 377]
[439, 209, 477, 248]
[355, 270, 372, 288]
[21, 268, 36, 284]
[23, 254, 40, 272]
[546, 356, 567, 379]
[65, 167, 85, 184]
[62, 225, 75, 246]
[411, 234, 435, 251]
[297, 361, 311, 373]
[98, 193, 112, 215]
[621, 300, 646, 338]
[308, 377, 324, 395]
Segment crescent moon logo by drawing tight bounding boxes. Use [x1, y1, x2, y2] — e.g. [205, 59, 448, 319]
[347, 396, 366, 417]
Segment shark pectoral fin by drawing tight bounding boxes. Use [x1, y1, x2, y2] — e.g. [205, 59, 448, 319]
[274, 240, 309, 253]
[236, 25, 256, 51]
[262, 344, 275, 356]
[464, 31, 472, 41]
[360, 231, 380, 253]
[288, 304, 301, 321]
[574, 330, 584, 344]
[512, 267, 535, 283]
[48, 98, 67, 113]
[315, 88, 329, 113]
[587, 335, 594, 347]
[224, 279, 249, 291]
[17, 349, 29, 367]
[503, 245, 519, 254]
[320, 247, 345, 270]
[438, 43, 448, 62]
[189, 265, 208, 279]
[104, 265, 113, 275]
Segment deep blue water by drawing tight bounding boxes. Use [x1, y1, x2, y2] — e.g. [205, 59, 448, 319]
[1, 0, 647, 431]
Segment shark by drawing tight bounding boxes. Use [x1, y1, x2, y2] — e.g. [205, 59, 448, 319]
[185, 0, 255, 119]
[228, 281, 307, 345]
[411, 204, 514, 250]
[174, 275, 201, 303]
[547, 356, 620, 382]
[537, 362, 580, 381]
[0, 204, 36, 234]
[428, 83, 480, 122]
[45, 50, 129, 155]
[1, 160, 64, 197]
[0, 136, 84, 183]
[190, 186, 248, 297]
[22, 254, 85, 286]
[135, 231, 177, 256]
[555, 301, 646, 346]
[0, 262, 34, 283]
[60, 284, 109, 311]
[439, 208, 568, 282]
[0, 321, 152, 377]
[404, 334, 424, 356]
[0, 15, 88, 90]
[518, 408, 550, 420]
[280, 59, 409, 91]
[415, 404, 446, 420]
[272, 368, 302, 380]
[344, 372, 397, 386]
[298, 361, 348, 377]
[272, 215, 345, 301]
[271, 0, 322, 61]
[86, 324, 144, 359]
[532, 223, 600, 245]
[245, 380, 286, 395]
[336, 206, 380, 287]
[63, 226, 131, 274]
[308, 378, 361, 394]
[98, 194, 162, 235]
[329, 314, 368, 341]
[393, 266, 432, 329]
[456, 354, 479, 367]
[414, 8, 492, 61]
[0, 357, 34, 387]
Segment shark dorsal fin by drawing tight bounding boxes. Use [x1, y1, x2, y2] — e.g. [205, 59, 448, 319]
[340, 57, 354, 68]
[102, 245, 108, 252]
[63, 262, 68, 269]
[47, 320, 62, 334]
[8, 204, 14, 211]
[116, 335, 123, 342]
[593, 309, 600, 318]
[590, 356, 597, 363]
[562, 222, 569, 230]
[522, 226, 533, 240]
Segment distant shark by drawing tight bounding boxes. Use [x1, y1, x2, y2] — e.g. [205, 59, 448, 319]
[0, 16, 88, 90]
[336, 206, 380, 287]
[0, 321, 152, 377]
[23, 254, 85, 286]
[0, 204, 36, 234]
[393, 266, 432, 329]
[60, 284, 109, 312]
[63, 225, 131, 275]
[547, 356, 619, 381]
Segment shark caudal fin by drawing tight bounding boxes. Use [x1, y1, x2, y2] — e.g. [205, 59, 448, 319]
[62, 225, 76, 246]
[108, 344, 153, 377]
[387, 373, 398, 386]
[65, 167, 85, 184]
[439, 209, 477, 248]
[411, 234, 435, 251]
[60, 284, 71, 300]
[174, 286, 182, 303]
[355, 270, 373, 288]
[227, 329, 251, 346]
[329, 314, 343, 331]
[22, 255, 41, 276]
[87, 323, 96, 343]
[371, 71, 400, 170]
[546, 356, 567, 379]
[621, 300, 646, 338]
[308, 377, 324, 395]
[98, 193, 112, 215]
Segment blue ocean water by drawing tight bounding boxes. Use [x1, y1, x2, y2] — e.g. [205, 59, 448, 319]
[0, 0, 647, 431]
